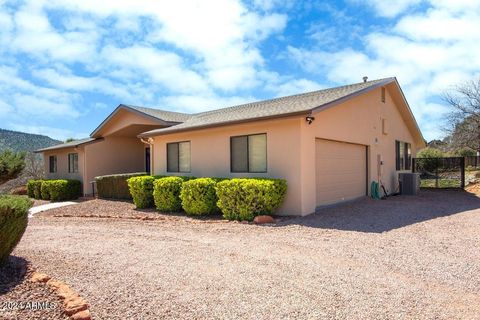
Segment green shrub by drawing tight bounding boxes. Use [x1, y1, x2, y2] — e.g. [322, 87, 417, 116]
[38, 180, 81, 201]
[0, 150, 26, 184]
[40, 181, 51, 200]
[0, 195, 32, 262]
[453, 147, 477, 157]
[47, 180, 81, 201]
[96, 172, 147, 199]
[27, 180, 43, 199]
[153, 177, 184, 212]
[216, 178, 287, 221]
[127, 176, 155, 208]
[180, 178, 218, 216]
[417, 147, 445, 158]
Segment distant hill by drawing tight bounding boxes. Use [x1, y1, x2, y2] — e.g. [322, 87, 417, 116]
[0, 128, 62, 153]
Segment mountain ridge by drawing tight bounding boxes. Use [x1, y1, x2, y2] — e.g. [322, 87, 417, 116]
[0, 128, 62, 153]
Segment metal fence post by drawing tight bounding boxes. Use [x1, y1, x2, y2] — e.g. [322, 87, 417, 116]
[460, 157, 465, 189]
[412, 158, 416, 173]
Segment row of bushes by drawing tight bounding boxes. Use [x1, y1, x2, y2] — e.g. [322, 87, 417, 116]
[0, 195, 32, 262]
[95, 172, 147, 200]
[127, 176, 287, 221]
[27, 179, 81, 201]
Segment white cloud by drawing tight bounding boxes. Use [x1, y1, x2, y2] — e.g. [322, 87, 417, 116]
[12, 4, 98, 63]
[287, 1, 480, 141]
[160, 94, 255, 114]
[0, 99, 13, 117]
[99, 45, 208, 94]
[269, 78, 324, 97]
[31, 68, 136, 101]
[13, 94, 80, 118]
[395, 8, 480, 42]
[359, 0, 423, 17]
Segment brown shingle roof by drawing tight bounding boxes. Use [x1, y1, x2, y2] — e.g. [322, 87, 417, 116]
[139, 77, 394, 137]
[35, 137, 101, 152]
[123, 105, 192, 123]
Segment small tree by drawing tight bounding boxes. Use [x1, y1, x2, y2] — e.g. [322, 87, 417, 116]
[23, 152, 45, 179]
[443, 78, 480, 154]
[453, 147, 477, 157]
[0, 150, 26, 184]
[417, 147, 445, 158]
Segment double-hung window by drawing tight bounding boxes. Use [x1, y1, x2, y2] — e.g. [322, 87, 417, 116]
[68, 153, 78, 173]
[395, 141, 412, 170]
[167, 141, 191, 172]
[230, 133, 267, 173]
[49, 155, 57, 173]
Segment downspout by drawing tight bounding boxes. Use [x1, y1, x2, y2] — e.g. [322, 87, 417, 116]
[140, 137, 155, 175]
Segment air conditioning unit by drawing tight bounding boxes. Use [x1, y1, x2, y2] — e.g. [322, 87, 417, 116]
[398, 173, 420, 195]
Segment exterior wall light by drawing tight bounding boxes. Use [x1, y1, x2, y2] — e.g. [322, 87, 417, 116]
[306, 116, 315, 124]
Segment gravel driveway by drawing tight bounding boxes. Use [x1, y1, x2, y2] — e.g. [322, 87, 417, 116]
[11, 190, 480, 319]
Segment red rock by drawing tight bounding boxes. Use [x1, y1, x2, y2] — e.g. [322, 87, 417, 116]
[64, 296, 88, 316]
[46, 279, 64, 290]
[253, 215, 275, 224]
[30, 272, 51, 283]
[71, 309, 91, 320]
[56, 284, 76, 300]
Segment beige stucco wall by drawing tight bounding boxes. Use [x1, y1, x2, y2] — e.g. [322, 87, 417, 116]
[83, 137, 147, 195]
[151, 117, 303, 215]
[299, 85, 418, 215]
[42, 138, 149, 196]
[150, 85, 421, 216]
[43, 147, 85, 189]
[93, 108, 163, 137]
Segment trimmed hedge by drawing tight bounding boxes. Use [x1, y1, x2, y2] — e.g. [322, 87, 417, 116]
[40, 181, 50, 200]
[216, 178, 287, 221]
[45, 180, 81, 201]
[27, 179, 81, 201]
[96, 172, 147, 200]
[153, 177, 184, 212]
[27, 180, 43, 199]
[180, 178, 219, 216]
[127, 176, 155, 208]
[0, 195, 32, 262]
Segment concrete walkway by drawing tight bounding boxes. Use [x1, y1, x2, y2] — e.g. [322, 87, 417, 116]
[28, 202, 78, 218]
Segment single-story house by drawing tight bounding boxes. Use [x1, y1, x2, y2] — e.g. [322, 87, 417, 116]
[37, 77, 425, 216]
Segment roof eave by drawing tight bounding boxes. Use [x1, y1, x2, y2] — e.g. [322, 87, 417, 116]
[90, 104, 173, 138]
[311, 77, 396, 114]
[138, 111, 311, 138]
[388, 79, 426, 148]
[34, 138, 104, 153]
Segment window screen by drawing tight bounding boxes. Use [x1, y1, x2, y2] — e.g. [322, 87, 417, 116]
[231, 133, 267, 173]
[49, 155, 57, 173]
[68, 153, 78, 173]
[167, 141, 190, 172]
[231, 136, 248, 172]
[396, 141, 411, 171]
[248, 134, 267, 172]
[405, 143, 412, 170]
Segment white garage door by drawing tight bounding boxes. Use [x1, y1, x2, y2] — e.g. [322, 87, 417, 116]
[316, 139, 367, 207]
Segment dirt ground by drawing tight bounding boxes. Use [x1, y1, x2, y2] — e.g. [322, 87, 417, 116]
[6, 189, 480, 319]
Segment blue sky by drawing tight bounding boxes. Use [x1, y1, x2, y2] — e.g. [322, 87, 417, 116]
[0, 0, 479, 141]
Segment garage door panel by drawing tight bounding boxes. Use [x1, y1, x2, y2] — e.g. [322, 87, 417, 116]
[316, 139, 367, 207]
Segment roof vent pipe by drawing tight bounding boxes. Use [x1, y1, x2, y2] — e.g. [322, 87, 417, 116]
[363, 76, 368, 83]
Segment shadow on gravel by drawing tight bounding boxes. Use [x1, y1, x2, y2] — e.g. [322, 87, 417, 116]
[278, 190, 480, 233]
[0, 256, 29, 294]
